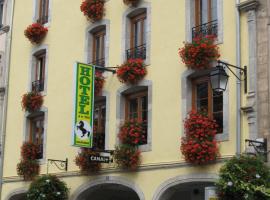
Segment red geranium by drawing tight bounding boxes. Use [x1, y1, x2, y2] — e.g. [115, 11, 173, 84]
[75, 148, 101, 174]
[113, 144, 141, 170]
[21, 142, 40, 160]
[180, 111, 219, 164]
[116, 59, 147, 84]
[21, 92, 43, 112]
[17, 159, 40, 181]
[118, 119, 146, 146]
[179, 35, 220, 69]
[80, 0, 105, 22]
[95, 70, 105, 96]
[24, 23, 48, 44]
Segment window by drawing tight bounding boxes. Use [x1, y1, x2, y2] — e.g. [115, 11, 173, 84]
[92, 29, 106, 67]
[37, 0, 49, 24]
[93, 97, 106, 150]
[0, 0, 4, 28]
[125, 89, 148, 145]
[195, 0, 217, 26]
[28, 113, 44, 159]
[127, 12, 146, 60]
[32, 51, 46, 92]
[192, 76, 223, 133]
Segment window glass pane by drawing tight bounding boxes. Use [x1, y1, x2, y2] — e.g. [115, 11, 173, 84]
[213, 112, 223, 133]
[201, 0, 208, 24]
[196, 82, 208, 111]
[129, 98, 138, 119]
[213, 91, 223, 112]
[0, 2, 3, 26]
[29, 115, 44, 159]
[93, 100, 106, 150]
[143, 18, 146, 44]
[211, 0, 217, 21]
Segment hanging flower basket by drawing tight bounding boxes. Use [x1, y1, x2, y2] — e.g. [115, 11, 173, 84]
[27, 175, 69, 200]
[113, 144, 141, 170]
[118, 119, 146, 146]
[116, 59, 147, 84]
[216, 155, 270, 200]
[24, 23, 48, 44]
[180, 111, 219, 164]
[123, 0, 140, 6]
[179, 35, 220, 69]
[80, 0, 105, 22]
[95, 70, 105, 96]
[75, 148, 101, 174]
[17, 159, 40, 181]
[21, 92, 43, 112]
[20, 142, 40, 160]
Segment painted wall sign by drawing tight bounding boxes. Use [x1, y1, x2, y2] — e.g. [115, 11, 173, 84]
[89, 155, 111, 163]
[72, 62, 95, 148]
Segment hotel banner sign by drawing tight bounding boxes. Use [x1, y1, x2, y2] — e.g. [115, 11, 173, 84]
[72, 62, 95, 148]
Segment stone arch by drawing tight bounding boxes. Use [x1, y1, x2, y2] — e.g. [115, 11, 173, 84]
[5, 188, 27, 200]
[152, 173, 218, 200]
[70, 176, 145, 200]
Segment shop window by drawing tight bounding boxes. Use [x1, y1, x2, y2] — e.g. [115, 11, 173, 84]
[37, 0, 49, 24]
[192, 76, 223, 133]
[92, 28, 106, 67]
[126, 12, 146, 60]
[27, 112, 44, 159]
[32, 50, 46, 92]
[125, 89, 148, 145]
[93, 97, 106, 150]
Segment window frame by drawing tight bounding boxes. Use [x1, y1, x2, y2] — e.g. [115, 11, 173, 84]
[130, 12, 146, 49]
[92, 28, 106, 67]
[33, 0, 51, 26]
[32, 51, 46, 92]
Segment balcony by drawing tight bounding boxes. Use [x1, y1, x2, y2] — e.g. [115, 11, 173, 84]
[37, 16, 48, 24]
[126, 44, 146, 60]
[32, 79, 44, 92]
[91, 58, 105, 67]
[192, 20, 218, 39]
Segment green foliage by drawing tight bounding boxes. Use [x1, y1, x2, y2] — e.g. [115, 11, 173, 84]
[27, 175, 69, 200]
[216, 155, 270, 200]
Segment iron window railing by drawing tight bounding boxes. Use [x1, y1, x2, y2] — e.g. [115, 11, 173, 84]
[32, 79, 44, 92]
[91, 58, 105, 67]
[37, 15, 48, 24]
[192, 20, 218, 39]
[126, 44, 146, 60]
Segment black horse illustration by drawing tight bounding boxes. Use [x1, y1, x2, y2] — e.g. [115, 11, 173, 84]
[77, 121, 90, 138]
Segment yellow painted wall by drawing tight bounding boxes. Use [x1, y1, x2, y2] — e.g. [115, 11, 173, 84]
[2, 0, 250, 199]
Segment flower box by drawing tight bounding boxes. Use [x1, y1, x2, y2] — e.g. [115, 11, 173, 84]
[116, 59, 147, 84]
[24, 23, 48, 44]
[80, 0, 105, 22]
[17, 159, 40, 181]
[179, 35, 220, 70]
[21, 92, 43, 112]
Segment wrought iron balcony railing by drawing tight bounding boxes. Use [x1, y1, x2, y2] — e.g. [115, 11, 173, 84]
[32, 79, 44, 92]
[91, 58, 105, 67]
[37, 15, 49, 24]
[126, 44, 146, 60]
[192, 20, 218, 39]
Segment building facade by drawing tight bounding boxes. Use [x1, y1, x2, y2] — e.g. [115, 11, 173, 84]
[0, 0, 262, 199]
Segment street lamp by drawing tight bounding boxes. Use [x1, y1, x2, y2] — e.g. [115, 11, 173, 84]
[209, 60, 247, 93]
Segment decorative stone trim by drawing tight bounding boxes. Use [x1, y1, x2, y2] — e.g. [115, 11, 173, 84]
[5, 188, 27, 200]
[237, 0, 259, 12]
[152, 173, 218, 200]
[70, 176, 145, 200]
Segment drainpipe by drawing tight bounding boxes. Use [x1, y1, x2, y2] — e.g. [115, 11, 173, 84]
[0, 0, 15, 198]
[236, 0, 241, 155]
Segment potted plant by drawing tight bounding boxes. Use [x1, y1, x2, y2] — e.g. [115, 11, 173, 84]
[113, 144, 141, 170]
[118, 119, 146, 145]
[179, 35, 220, 69]
[180, 111, 219, 164]
[20, 142, 40, 160]
[123, 0, 140, 6]
[216, 155, 270, 200]
[80, 0, 105, 22]
[116, 58, 147, 84]
[21, 92, 43, 112]
[24, 23, 48, 44]
[95, 70, 105, 96]
[27, 175, 69, 200]
[75, 148, 101, 174]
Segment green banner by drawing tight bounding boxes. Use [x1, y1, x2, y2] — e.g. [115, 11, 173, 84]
[72, 62, 95, 148]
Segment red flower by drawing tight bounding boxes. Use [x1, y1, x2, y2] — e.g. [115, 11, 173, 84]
[180, 111, 220, 164]
[80, 0, 105, 22]
[21, 92, 43, 112]
[116, 59, 147, 84]
[94, 70, 105, 96]
[179, 35, 220, 69]
[17, 159, 40, 181]
[20, 142, 40, 160]
[24, 23, 48, 44]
